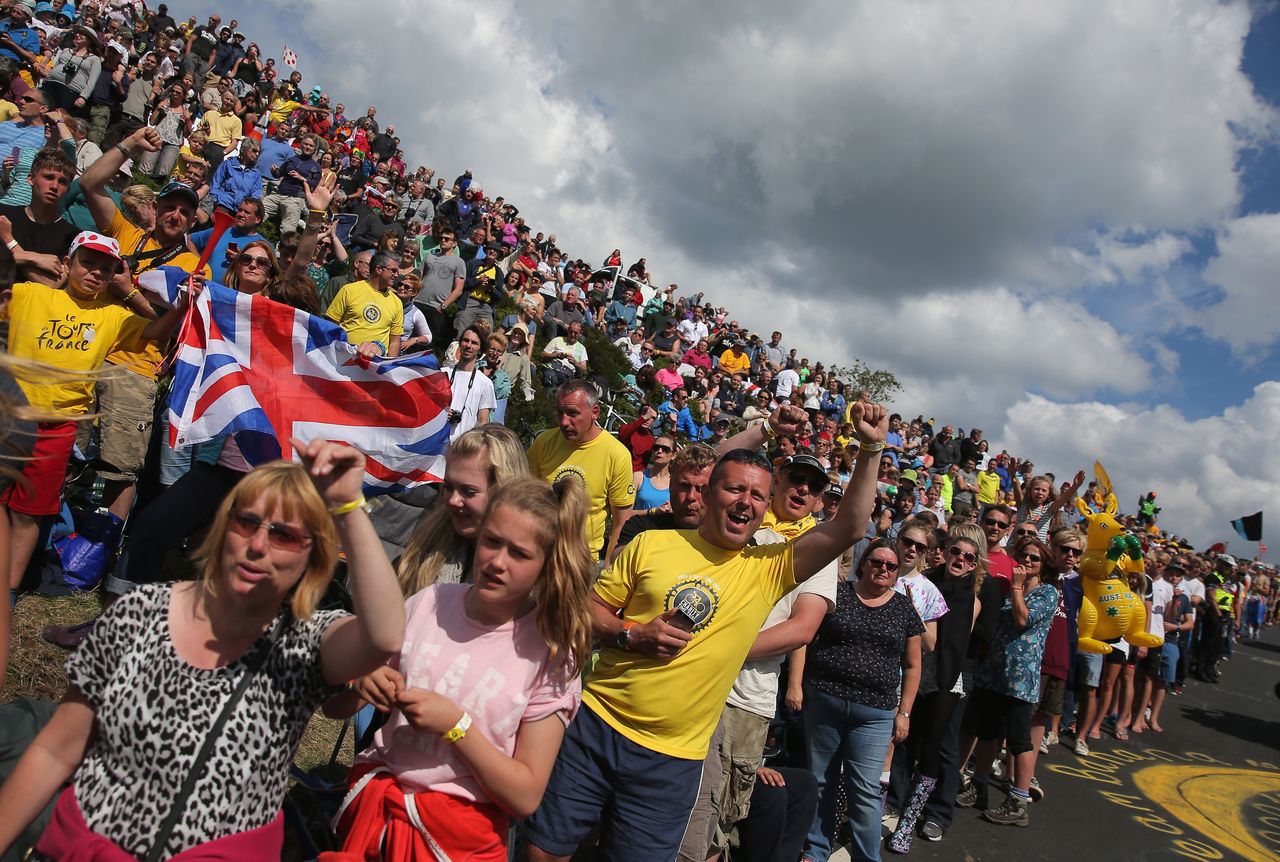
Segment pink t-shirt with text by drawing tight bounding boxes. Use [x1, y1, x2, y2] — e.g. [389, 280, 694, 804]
[360, 583, 581, 801]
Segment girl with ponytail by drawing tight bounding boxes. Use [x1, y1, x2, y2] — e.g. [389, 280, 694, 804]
[325, 475, 593, 861]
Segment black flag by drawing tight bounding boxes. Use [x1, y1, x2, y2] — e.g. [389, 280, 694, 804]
[1231, 511, 1263, 542]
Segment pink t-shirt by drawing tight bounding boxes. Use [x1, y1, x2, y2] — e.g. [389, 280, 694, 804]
[359, 583, 581, 801]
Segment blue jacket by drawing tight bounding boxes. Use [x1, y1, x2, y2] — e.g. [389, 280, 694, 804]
[209, 157, 263, 211]
[276, 153, 320, 199]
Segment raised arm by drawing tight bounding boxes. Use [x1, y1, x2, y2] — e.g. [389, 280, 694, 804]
[83, 126, 162, 231]
[791, 402, 888, 583]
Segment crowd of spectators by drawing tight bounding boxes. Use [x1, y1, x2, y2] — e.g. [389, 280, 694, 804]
[0, 3, 1276, 862]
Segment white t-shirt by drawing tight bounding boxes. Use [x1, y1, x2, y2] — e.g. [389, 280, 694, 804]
[726, 527, 838, 719]
[1149, 578, 1173, 637]
[1179, 577, 1206, 621]
[677, 318, 708, 345]
[775, 368, 800, 399]
[446, 367, 497, 442]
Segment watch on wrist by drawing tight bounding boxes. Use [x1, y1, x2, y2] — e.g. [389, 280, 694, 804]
[897, 711, 911, 719]
[616, 621, 635, 650]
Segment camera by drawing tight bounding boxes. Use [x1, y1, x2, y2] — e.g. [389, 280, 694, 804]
[447, 409, 461, 424]
[62, 62, 78, 78]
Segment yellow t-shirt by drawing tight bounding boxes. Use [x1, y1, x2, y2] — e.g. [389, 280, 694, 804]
[268, 98, 302, 125]
[0, 99, 18, 122]
[717, 349, 751, 375]
[587, 529, 796, 759]
[200, 109, 242, 148]
[103, 209, 211, 379]
[527, 427, 635, 554]
[978, 470, 1001, 505]
[325, 280, 403, 349]
[4, 281, 149, 415]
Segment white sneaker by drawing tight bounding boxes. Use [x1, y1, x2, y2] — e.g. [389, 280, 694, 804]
[1074, 737, 1090, 757]
[1039, 734, 1051, 755]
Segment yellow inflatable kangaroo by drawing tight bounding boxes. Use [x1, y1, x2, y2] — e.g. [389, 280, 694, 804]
[1074, 498, 1165, 654]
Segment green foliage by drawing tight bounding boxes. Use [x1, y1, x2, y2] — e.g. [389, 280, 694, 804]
[503, 373, 556, 447]
[829, 359, 903, 405]
[580, 324, 632, 391]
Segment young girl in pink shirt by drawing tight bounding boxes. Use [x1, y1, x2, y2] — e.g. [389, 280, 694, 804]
[324, 476, 593, 861]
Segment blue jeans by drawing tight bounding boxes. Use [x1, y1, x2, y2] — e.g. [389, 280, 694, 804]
[802, 687, 895, 862]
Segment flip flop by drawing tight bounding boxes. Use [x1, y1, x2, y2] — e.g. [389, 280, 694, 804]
[1114, 727, 1130, 741]
[1088, 729, 1102, 740]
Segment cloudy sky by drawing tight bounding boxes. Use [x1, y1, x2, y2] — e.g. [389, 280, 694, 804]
[175, 0, 1280, 557]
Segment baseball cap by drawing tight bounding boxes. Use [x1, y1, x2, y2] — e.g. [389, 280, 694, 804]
[69, 231, 122, 262]
[782, 454, 829, 484]
[157, 181, 200, 208]
[824, 484, 845, 499]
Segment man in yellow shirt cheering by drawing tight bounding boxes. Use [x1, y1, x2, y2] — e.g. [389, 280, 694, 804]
[524, 402, 887, 862]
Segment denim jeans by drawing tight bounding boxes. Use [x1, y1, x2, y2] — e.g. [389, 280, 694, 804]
[802, 687, 895, 862]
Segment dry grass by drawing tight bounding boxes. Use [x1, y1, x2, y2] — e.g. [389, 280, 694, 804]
[3, 591, 354, 776]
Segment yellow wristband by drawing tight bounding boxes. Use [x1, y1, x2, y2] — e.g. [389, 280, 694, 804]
[123, 288, 141, 303]
[327, 496, 366, 516]
[859, 441, 886, 454]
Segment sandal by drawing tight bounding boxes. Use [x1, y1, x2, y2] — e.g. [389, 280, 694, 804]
[1114, 727, 1130, 741]
[1088, 729, 1102, 740]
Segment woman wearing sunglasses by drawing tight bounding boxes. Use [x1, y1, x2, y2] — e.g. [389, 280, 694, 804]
[0, 441, 405, 859]
[888, 529, 998, 852]
[801, 538, 923, 862]
[955, 534, 1059, 828]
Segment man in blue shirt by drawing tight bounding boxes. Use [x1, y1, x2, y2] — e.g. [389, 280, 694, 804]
[0, 89, 51, 152]
[189, 198, 266, 284]
[208, 137, 262, 212]
[263, 132, 320, 234]
[657, 388, 709, 441]
[0, 4, 40, 64]
[256, 129, 295, 185]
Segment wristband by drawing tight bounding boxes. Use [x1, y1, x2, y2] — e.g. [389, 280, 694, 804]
[122, 288, 141, 303]
[4, 239, 16, 251]
[1011, 586, 1024, 592]
[441, 711, 472, 744]
[859, 440, 886, 454]
[327, 496, 366, 516]
[115, 142, 134, 159]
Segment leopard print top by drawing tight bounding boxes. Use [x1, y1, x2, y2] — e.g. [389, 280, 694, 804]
[64, 584, 347, 858]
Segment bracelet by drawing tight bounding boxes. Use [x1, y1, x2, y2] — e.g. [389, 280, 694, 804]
[327, 496, 366, 516]
[122, 288, 141, 303]
[442, 711, 473, 744]
[763, 423, 778, 441]
[4, 239, 16, 251]
[115, 142, 133, 159]
[1011, 586, 1024, 592]
[859, 440, 886, 453]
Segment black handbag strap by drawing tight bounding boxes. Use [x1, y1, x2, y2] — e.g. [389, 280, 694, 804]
[144, 615, 285, 862]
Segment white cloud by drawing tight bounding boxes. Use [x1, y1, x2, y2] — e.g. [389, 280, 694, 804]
[998, 383, 1280, 556]
[1198, 213, 1280, 352]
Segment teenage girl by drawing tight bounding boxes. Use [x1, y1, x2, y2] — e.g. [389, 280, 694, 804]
[326, 477, 594, 860]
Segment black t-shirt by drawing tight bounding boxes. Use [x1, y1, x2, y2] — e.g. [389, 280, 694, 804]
[616, 511, 679, 551]
[807, 583, 924, 710]
[652, 331, 680, 354]
[0, 205, 80, 261]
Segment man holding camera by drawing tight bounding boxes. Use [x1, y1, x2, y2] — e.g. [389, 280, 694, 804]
[453, 240, 507, 337]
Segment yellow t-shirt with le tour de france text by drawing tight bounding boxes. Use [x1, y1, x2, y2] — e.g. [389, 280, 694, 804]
[586, 528, 796, 760]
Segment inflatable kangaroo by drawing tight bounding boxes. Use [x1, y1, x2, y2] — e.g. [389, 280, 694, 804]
[1074, 498, 1165, 654]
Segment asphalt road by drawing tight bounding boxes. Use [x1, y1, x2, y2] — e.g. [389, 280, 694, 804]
[843, 629, 1280, 862]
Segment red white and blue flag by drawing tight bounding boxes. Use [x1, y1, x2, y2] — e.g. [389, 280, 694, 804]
[142, 269, 452, 493]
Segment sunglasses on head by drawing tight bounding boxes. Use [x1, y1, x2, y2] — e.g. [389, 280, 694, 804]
[229, 510, 313, 552]
[947, 546, 977, 563]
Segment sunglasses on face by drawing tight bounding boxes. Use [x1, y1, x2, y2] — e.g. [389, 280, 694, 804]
[983, 518, 1009, 529]
[1020, 553, 1042, 564]
[1015, 529, 1037, 538]
[238, 253, 272, 270]
[229, 511, 313, 552]
[899, 536, 929, 554]
[947, 546, 978, 564]
[865, 557, 897, 571]
[1054, 545, 1083, 557]
[651, 444, 674, 454]
[786, 470, 828, 493]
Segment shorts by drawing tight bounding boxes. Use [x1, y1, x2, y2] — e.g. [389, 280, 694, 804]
[522, 706, 702, 862]
[94, 366, 157, 482]
[1159, 641, 1179, 685]
[1076, 652, 1104, 689]
[2, 421, 77, 516]
[1104, 645, 1128, 666]
[962, 687, 1036, 756]
[1035, 674, 1067, 717]
[1139, 645, 1163, 677]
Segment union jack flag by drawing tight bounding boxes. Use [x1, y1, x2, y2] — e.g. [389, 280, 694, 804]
[148, 270, 452, 493]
